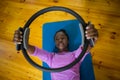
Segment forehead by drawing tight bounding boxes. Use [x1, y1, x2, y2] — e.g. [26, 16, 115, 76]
[55, 31, 66, 38]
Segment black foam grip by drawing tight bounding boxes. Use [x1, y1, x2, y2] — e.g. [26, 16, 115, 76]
[89, 39, 94, 47]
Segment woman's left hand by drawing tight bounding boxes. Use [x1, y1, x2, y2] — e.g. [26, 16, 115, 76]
[85, 23, 98, 43]
[84, 23, 98, 51]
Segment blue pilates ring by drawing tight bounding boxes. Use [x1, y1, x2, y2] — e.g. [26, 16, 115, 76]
[17, 6, 90, 72]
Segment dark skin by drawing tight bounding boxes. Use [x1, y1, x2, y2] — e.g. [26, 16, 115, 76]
[13, 23, 98, 54]
[55, 31, 69, 52]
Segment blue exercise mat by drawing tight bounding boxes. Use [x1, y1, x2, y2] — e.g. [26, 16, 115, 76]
[42, 20, 95, 80]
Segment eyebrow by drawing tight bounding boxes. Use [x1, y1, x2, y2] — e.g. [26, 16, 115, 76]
[55, 35, 66, 39]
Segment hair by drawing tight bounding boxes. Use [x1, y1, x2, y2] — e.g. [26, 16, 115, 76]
[53, 29, 69, 52]
[54, 29, 69, 41]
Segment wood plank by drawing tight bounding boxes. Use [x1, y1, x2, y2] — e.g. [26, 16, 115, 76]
[0, 38, 42, 80]
[0, 0, 120, 80]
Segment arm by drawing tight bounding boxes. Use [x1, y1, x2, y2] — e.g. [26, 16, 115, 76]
[27, 44, 35, 55]
[32, 46, 53, 66]
[13, 30, 52, 65]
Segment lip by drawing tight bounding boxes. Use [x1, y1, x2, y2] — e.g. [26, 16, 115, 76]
[58, 43, 64, 47]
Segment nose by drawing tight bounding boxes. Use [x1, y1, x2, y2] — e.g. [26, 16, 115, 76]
[59, 39, 62, 42]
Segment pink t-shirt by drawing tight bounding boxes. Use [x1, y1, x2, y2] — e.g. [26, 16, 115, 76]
[32, 46, 88, 80]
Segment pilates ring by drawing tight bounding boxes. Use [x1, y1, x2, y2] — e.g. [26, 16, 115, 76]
[18, 6, 90, 72]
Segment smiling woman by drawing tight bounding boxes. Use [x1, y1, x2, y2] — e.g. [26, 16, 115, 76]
[0, 0, 120, 80]
[54, 29, 69, 52]
[42, 20, 96, 80]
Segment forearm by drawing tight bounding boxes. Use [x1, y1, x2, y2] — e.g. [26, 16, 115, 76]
[27, 44, 35, 55]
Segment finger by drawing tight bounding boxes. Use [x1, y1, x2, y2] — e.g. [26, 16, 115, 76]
[14, 34, 23, 38]
[86, 33, 98, 38]
[86, 29, 98, 36]
[14, 41, 22, 44]
[13, 39, 22, 44]
[85, 28, 97, 35]
[86, 32, 98, 39]
[13, 37, 22, 44]
[15, 30, 20, 34]
[86, 24, 94, 30]
[15, 30, 22, 34]
[19, 31, 22, 34]
[13, 34, 22, 43]
[14, 34, 22, 40]
[14, 34, 20, 38]
[20, 35, 23, 38]
[14, 38, 22, 41]
[85, 28, 98, 37]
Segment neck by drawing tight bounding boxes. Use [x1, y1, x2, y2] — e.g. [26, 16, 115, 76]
[58, 48, 69, 52]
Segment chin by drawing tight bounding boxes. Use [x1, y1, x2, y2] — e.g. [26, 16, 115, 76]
[58, 48, 64, 51]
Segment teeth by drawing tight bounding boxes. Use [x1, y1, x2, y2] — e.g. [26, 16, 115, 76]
[59, 43, 63, 46]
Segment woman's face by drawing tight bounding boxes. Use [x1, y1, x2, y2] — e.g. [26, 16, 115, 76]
[55, 31, 69, 52]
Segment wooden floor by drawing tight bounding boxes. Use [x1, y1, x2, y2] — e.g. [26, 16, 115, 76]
[0, 0, 120, 80]
[0, 38, 43, 80]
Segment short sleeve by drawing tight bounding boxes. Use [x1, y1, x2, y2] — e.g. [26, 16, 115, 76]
[32, 47, 53, 65]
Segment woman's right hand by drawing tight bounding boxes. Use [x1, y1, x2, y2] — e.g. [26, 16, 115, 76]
[13, 30, 23, 44]
[13, 29, 35, 54]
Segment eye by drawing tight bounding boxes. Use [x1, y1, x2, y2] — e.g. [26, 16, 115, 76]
[55, 38, 59, 41]
[61, 38, 64, 40]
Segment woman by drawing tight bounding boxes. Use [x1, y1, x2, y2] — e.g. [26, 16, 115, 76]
[13, 23, 98, 80]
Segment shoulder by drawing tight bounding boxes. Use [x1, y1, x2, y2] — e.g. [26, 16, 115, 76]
[73, 45, 82, 53]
